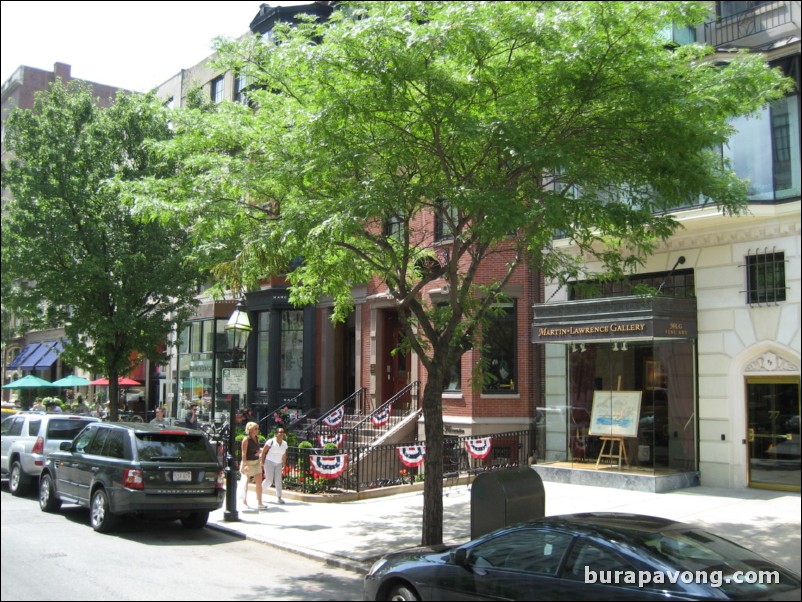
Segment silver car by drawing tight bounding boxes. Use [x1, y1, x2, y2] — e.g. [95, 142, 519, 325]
[1, 412, 100, 496]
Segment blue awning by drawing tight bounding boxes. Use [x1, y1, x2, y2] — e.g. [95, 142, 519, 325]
[16, 341, 64, 371]
[33, 341, 64, 369]
[17, 344, 51, 370]
[7, 343, 42, 370]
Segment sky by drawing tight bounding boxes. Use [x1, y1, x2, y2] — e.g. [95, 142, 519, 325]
[1, 1, 307, 93]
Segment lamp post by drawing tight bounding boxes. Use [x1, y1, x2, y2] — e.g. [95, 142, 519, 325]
[223, 297, 252, 522]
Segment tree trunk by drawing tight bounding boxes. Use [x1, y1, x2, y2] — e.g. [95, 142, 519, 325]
[420, 372, 446, 546]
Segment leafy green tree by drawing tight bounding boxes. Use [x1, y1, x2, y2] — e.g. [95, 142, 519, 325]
[2, 81, 202, 421]
[138, 1, 790, 544]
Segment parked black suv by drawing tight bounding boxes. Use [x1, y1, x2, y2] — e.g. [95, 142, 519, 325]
[39, 422, 224, 532]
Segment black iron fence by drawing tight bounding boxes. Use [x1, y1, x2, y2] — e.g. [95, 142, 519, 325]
[275, 427, 535, 494]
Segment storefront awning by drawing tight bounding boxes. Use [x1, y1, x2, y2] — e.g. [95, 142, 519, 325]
[531, 296, 697, 344]
[32, 341, 64, 369]
[7, 343, 41, 370]
[12, 341, 65, 371]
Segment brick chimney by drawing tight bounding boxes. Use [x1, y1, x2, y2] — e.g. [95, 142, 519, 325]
[53, 62, 71, 82]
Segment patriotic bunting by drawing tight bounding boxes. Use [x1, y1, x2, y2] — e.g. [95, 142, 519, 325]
[318, 432, 346, 447]
[310, 454, 348, 478]
[371, 404, 393, 427]
[397, 445, 426, 467]
[465, 437, 493, 459]
[322, 406, 345, 427]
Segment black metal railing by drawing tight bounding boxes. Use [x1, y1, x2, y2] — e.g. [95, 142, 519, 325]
[279, 428, 534, 494]
[704, 1, 792, 47]
[347, 381, 420, 444]
[307, 387, 367, 432]
[307, 383, 420, 451]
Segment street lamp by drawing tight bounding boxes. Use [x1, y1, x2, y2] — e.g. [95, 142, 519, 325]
[223, 297, 252, 522]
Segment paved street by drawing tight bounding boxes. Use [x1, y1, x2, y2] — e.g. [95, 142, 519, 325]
[0, 485, 363, 601]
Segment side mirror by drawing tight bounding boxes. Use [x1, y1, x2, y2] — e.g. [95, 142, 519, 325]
[451, 547, 470, 568]
[60, 441, 72, 451]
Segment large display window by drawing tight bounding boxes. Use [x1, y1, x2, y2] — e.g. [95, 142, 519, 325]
[176, 318, 233, 422]
[539, 338, 696, 475]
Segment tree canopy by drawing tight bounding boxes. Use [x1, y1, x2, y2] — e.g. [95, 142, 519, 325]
[2, 81, 202, 418]
[137, 1, 790, 544]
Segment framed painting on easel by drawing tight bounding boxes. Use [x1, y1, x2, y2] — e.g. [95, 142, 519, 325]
[588, 390, 642, 439]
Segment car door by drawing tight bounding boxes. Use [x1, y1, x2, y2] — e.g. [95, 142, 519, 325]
[556, 538, 683, 601]
[433, 528, 574, 600]
[70, 426, 112, 503]
[56, 425, 99, 500]
[1, 416, 24, 473]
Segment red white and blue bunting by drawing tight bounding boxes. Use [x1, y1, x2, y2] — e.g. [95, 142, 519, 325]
[397, 445, 426, 468]
[465, 437, 493, 459]
[370, 404, 393, 427]
[318, 432, 346, 447]
[310, 454, 348, 478]
[322, 406, 345, 427]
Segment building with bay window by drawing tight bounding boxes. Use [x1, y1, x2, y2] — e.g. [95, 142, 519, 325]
[531, 1, 800, 492]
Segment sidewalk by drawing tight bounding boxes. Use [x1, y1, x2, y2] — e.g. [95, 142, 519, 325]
[208, 480, 801, 576]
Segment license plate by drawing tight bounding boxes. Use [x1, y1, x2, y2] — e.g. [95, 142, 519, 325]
[173, 471, 192, 482]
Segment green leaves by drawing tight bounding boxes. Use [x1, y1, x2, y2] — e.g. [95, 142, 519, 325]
[2, 81, 201, 409]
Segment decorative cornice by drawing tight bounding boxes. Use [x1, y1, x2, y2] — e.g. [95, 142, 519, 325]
[744, 351, 799, 373]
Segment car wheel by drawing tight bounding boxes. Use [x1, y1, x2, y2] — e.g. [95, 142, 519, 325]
[9, 461, 31, 496]
[180, 511, 210, 529]
[39, 473, 62, 512]
[388, 584, 419, 601]
[90, 488, 119, 533]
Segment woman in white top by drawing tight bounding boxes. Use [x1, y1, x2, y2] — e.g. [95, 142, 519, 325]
[260, 428, 289, 504]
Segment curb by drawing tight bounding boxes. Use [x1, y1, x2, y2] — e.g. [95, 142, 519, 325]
[206, 520, 372, 575]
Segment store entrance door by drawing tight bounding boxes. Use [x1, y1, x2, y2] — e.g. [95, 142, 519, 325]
[747, 377, 800, 491]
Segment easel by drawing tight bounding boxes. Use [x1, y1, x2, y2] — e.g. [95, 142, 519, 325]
[595, 436, 630, 469]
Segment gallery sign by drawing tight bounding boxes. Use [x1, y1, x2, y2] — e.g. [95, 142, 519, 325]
[531, 293, 698, 344]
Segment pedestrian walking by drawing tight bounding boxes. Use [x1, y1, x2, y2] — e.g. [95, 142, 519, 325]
[260, 427, 289, 504]
[240, 422, 264, 509]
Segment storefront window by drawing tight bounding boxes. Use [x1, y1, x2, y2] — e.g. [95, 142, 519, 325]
[483, 302, 517, 393]
[257, 312, 270, 392]
[281, 311, 304, 389]
[176, 318, 231, 421]
[540, 339, 696, 475]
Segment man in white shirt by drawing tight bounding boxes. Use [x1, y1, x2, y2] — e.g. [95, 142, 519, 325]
[260, 428, 289, 504]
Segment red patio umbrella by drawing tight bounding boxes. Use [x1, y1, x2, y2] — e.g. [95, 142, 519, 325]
[89, 377, 142, 386]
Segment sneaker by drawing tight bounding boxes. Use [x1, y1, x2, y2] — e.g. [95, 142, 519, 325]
[277, 498, 285, 504]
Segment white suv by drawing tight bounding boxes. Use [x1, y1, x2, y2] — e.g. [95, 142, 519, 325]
[1, 412, 99, 495]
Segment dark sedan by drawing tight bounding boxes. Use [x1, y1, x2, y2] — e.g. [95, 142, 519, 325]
[364, 513, 801, 601]
[39, 422, 224, 532]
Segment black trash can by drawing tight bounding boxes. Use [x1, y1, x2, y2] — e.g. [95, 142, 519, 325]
[471, 467, 545, 539]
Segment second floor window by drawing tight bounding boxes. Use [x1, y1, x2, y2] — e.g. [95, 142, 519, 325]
[234, 73, 249, 105]
[746, 251, 786, 305]
[435, 198, 457, 242]
[211, 77, 225, 103]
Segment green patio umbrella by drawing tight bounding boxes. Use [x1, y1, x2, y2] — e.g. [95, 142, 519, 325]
[50, 375, 91, 387]
[2, 374, 54, 389]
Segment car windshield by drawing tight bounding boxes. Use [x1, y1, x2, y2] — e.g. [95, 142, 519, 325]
[135, 433, 214, 463]
[636, 527, 801, 597]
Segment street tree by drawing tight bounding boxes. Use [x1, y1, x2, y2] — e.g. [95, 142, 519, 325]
[138, 1, 790, 545]
[2, 81, 202, 420]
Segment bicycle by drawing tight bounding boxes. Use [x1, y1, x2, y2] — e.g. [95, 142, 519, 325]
[200, 421, 230, 467]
